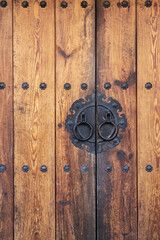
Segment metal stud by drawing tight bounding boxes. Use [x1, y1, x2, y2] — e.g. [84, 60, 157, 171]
[104, 82, 111, 90]
[112, 102, 118, 108]
[0, 82, 5, 89]
[61, 1, 68, 8]
[64, 165, 71, 172]
[40, 165, 47, 172]
[81, 1, 88, 8]
[81, 83, 88, 90]
[146, 165, 153, 172]
[0, 165, 6, 172]
[22, 165, 29, 172]
[40, 83, 47, 90]
[145, 82, 152, 90]
[122, 165, 129, 173]
[40, 1, 47, 8]
[105, 166, 112, 172]
[64, 83, 71, 90]
[81, 165, 88, 173]
[22, 1, 29, 8]
[0, 1, 7, 7]
[121, 0, 129, 7]
[145, 0, 152, 7]
[58, 123, 62, 128]
[103, 1, 110, 8]
[121, 82, 128, 90]
[22, 82, 29, 90]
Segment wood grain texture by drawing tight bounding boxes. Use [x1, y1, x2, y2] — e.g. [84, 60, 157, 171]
[137, 0, 160, 239]
[55, 0, 96, 239]
[0, 1, 13, 239]
[96, 0, 137, 239]
[13, 1, 55, 239]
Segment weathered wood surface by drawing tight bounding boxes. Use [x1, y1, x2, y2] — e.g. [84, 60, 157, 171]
[55, 0, 96, 239]
[0, 1, 13, 239]
[138, 0, 160, 239]
[14, 1, 55, 239]
[97, 0, 137, 239]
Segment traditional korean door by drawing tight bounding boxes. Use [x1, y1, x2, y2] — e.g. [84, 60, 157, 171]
[0, 0, 159, 239]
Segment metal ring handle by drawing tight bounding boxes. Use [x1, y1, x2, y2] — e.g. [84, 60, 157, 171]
[98, 121, 118, 141]
[73, 121, 93, 141]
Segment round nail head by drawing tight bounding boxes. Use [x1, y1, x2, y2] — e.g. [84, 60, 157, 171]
[1, 1, 7, 7]
[40, 83, 47, 90]
[61, 1, 68, 8]
[40, 1, 47, 8]
[103, 1, 110, 8]
[0, 82, 5, 89]
[104, 82, 111, 90]
[64, 165, 70, 172]
[40, 165, 48, 172]
[145, 0, 152, 7]
[145, 82, 152, 89]
[22, 165, 29, 172]
[105, 166, 112, 172]
[22, 1, 29, 8]
[146, 165, 153, 172]
[22, 82, 29, 90]
[81, 1, 88, 8]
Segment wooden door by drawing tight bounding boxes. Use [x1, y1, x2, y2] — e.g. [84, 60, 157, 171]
[0, 0, 160, 239]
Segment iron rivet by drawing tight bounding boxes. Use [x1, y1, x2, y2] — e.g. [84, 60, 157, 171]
[0, 1, 7, 7]
[0, 165, 6, 172]
[61, 1, 68, 8]
[122, 165, 129, 173]
[64, 83, 71, 90]
[81, 1, 88, 8]
[22, 1, 29, 8]
[40, 1, 47, 8]
[40, 83, 47, 90]
[103, 1, 110, 8]
[0, 82, 5, 89]
[145, 0, 152, 7]
[64, 165, 70, 172]
[120, 120, 125, 125]
[105, 166, 112, 172]
[113, 139, 118, 143]
[81, 165, 88, 173]
[146, 165, 153, 172]
[58, 123, 62, 128]
[81, 83, 88, 90]
[112, 102, 118, 108]
[22, 165, 29, 172]
[145, 82, 152, 89]
[121, 82, 128, 90]
[104, 82, 111, 90]
[68, 120, 73, 126]
[22, 82, 29, 90]
[121, 0, 129, 7]
[40, 165, 47, 172]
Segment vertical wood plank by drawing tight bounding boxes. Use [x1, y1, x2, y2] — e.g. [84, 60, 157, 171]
[0, 1, 13, 239]
[14, 1, 55, 239]
[138, 0, 160, 238]
[96, 0, 137, 239]
[55, 0, 96, 239]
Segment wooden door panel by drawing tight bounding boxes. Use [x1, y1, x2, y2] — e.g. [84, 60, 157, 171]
[0, 1, 13, 239]
[55, 0, 96, 239]
[138, 0, 160, 238]
[14, 1, 55, 239]
[97, 0, 137, 239]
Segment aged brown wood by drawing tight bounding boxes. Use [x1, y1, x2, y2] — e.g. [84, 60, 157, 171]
[137, 0, 160, 239]
[96, 0, 137, 239]
[13, 1, 55, 239]
[55, 0, 96, 239]
[0, 1, 13, 239]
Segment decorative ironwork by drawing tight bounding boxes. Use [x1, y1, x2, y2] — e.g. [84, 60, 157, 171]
[65, 93, 127, 154]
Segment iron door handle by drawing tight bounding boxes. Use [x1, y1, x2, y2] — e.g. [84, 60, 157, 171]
[98, 111, 118, 141]
[73, 112, 93, 141]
